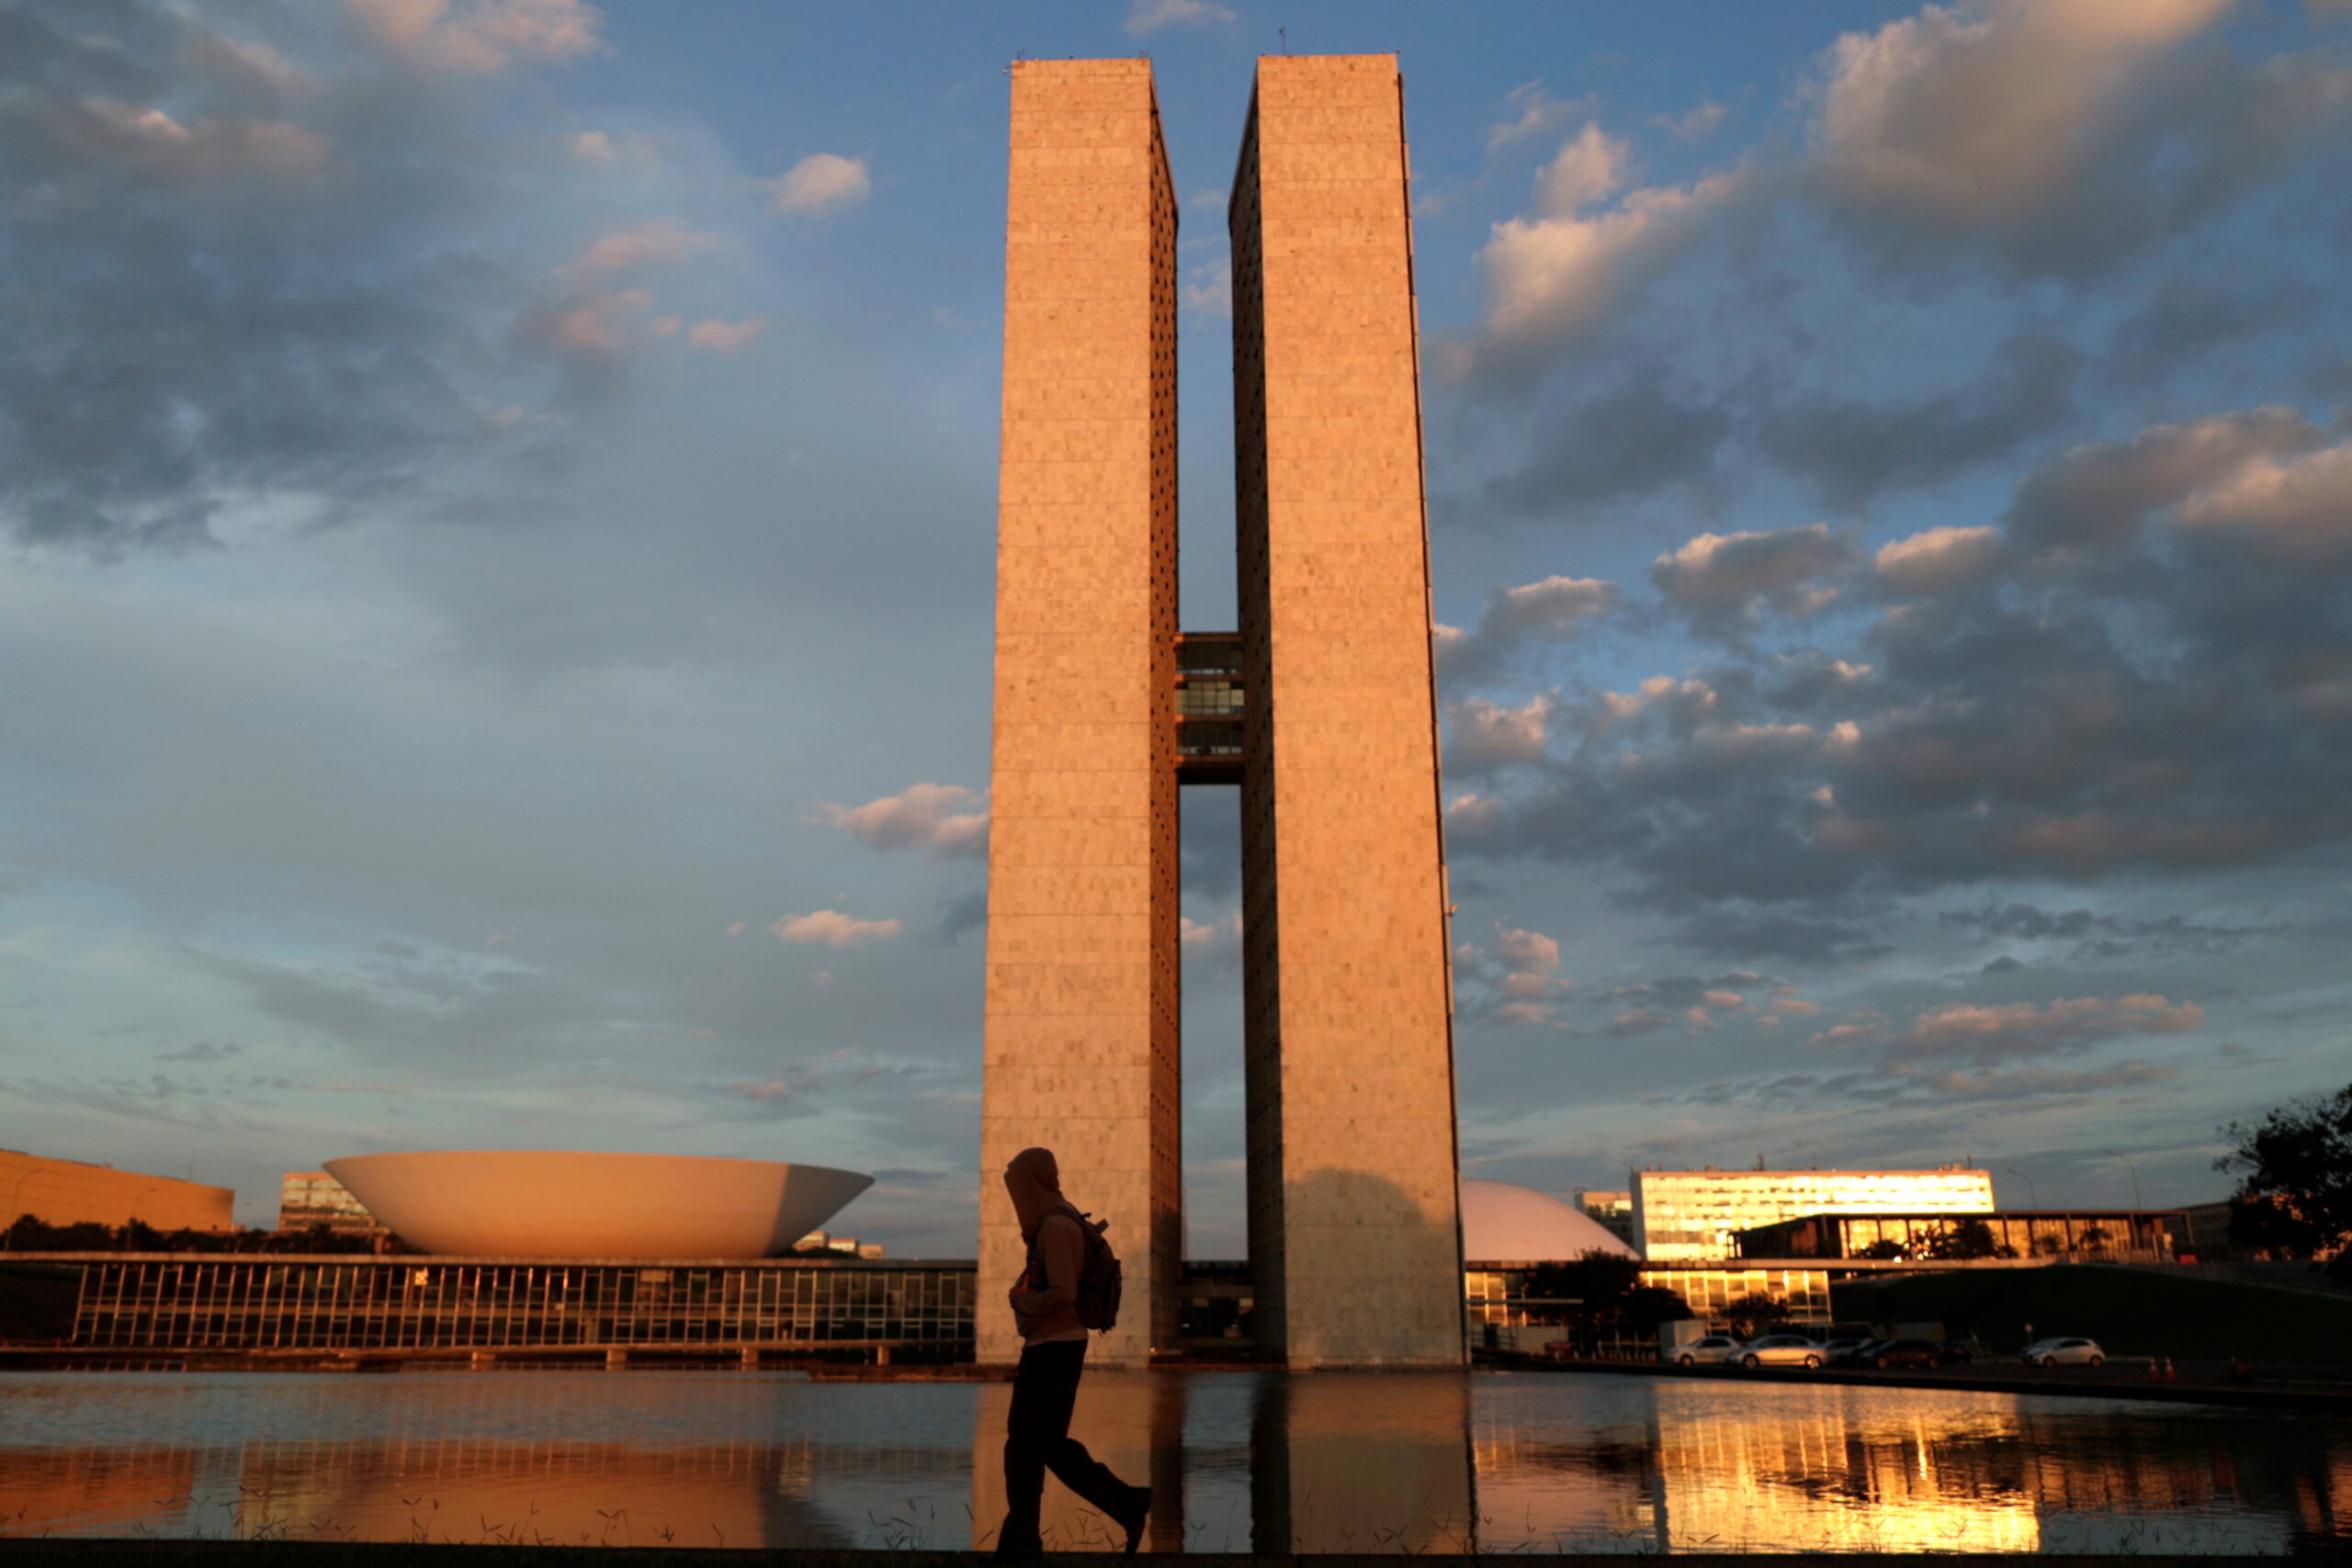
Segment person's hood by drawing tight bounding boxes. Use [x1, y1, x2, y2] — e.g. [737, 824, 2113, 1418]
[1003, 1146, 1064, 1243]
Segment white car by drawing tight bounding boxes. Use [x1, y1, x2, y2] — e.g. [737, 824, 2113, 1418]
[2022, 1336, 2107, 1367]
[1669, 1335, 1747, 1365]
[1739, 1334, 1827, 1369]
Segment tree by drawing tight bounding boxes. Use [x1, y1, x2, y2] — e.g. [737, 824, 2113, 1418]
[1721, 1292, 1790, 1339]
[1857, 1237, 1907, 1261]
[1923, 1217, 2002, 1260]
[2218, 1081, 2352, 1276]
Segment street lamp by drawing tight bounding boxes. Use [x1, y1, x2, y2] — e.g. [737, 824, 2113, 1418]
[2102, 1150, 2143, 1210]
[2004, 1168, 2039, 1208]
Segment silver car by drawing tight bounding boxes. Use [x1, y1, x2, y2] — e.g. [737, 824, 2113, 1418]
[1739, 1334, 1826, 1368]
[1669, 1334, 1747, 1365]
[2022, 1336, 2107, 1367]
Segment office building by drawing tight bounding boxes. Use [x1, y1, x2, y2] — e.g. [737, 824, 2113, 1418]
[1634, 1167, 1994, 1261]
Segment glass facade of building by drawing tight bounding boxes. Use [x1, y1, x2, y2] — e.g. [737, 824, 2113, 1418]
[1735, 1209, 2186, 1264]
[1634, 1168, 1995, 1261]
[31, 1256, 974, 1354]
[276, 1172, 387, 1236]
[1463, 1266, 1834, 1343]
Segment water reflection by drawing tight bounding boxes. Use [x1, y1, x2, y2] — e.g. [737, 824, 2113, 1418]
[0, 1369, 2346, 1551]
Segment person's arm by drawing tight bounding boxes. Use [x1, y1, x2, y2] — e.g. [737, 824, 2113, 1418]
[1010, 1213, 1083, 1318]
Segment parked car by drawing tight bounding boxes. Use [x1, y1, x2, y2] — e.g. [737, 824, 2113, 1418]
[1822, 1337, 1871, 1365]
[1865, 1337, 1944, 1370]
[1739, 1334, 1826, 1368]
[2022, 1337, 2107, 1367]
[1937, 1339, 1974, 1366]
[1669, 1335, 1747, 1365]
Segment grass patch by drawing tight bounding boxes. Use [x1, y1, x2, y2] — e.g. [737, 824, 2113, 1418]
[1833, 1263, 2352, 1362]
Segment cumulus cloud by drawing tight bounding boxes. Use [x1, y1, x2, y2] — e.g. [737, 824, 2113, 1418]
[1487, 83, 1593, 155]
[1886, 993, 2203, 1066]
[1446, 695, 1553, 773]
[2006, 406, 2325, 554]
[810, 784, 989, 858]
[1875, 525, 2002, 594]
[1458, 922, 1569, 1025]
[346, 0, 606, 75]
[684, 316, 768, 354]
[766, 152, 870, 217]
[2177, 440, 2352, 564]
[569, 220, 718, 278]
[1810, 0, 2232, 231]
[1806, 0, 2352, 275]
[1651, 524, 1851, 635]
[772, 910, 901, 948]
[1468, 164, 1745, 381]
[1436, 574, 1616, 683]
[1534, 123, 1630, 214]
[1124, 0, 1234, 35]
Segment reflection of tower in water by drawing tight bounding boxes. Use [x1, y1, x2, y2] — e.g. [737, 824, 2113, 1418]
[968, 1370, 1475, 1552]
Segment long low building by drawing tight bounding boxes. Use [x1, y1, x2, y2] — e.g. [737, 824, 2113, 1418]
[6, 1254, 974, 1357]
[0, 1150, 233, 1234]
[1735, 1209, 2188, 1264]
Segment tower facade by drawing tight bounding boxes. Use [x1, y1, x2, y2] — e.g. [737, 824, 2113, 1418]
[978, 58, 1182, 1368]
[983, 54, 1459, 1369]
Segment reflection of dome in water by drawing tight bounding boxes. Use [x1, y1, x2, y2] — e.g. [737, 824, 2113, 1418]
[1460, 1178, 1639, 1262]
[322, 1151, 872, 1259]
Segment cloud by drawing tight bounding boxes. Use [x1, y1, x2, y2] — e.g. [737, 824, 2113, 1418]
[1810, 0, 2233, 231]
[157, 1041, 243, 1064]
[1182, 256, 1231, 319]
[684, 316, 768, 354]
[1446, 694, 1553, 773]
[1918, 1061, 2177, 1099]
[1482, 371, 1730, 516]
[1657, 98, 1729, 143]
[2177, 439, 2352, 564]
[2006, 406, 2325, 554]
[1806, 0, 2352, 275]
[1124, 0, 1234, 36]
[1487, 83, 1593, 154]
[346, 0, 606, 75]
[1436, 575, 1616, 683]
[1875, 525, 2002, 594]
[765, 152, 870, 217]
[1468, 167, 1744, 380]
[1650, 523, 1851, 635]
[772, 910, 901, 947]
[1459, 922, 1570, 1026]
[810, 784, 988, 858]
[1534, 123, 1630, 214]
[1755, 334, 2080, 509]
[1890, 993, 2203, 1066]
[568, 220, 718, 278]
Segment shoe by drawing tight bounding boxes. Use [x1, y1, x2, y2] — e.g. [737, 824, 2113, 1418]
[1112, 1483, 1151, 1554]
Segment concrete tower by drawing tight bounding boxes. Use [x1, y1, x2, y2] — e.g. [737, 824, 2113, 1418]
[978, 59, 1182, 1368]
[1228, 55, 1461, 1367]
[982, 54, 1459, 1369]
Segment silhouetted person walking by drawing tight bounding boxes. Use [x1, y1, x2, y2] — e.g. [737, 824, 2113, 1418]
[996, 1146, 1150, 1554]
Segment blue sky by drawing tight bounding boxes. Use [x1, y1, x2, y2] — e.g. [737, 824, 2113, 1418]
[2, 0, 2348, 1253]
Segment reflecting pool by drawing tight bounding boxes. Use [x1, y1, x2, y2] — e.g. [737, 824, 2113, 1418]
[1, 1369, 2346, 1551]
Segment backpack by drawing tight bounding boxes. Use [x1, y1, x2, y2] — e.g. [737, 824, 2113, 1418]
[1038, 1202, 1123, 1332]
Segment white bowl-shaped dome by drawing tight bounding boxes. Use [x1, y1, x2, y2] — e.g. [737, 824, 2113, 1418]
[1461, 1178, 1639, 1262]
[322, 1151, 873, 1258]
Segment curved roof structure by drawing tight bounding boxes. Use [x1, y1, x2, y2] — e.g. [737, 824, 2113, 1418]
[1461, 1178, 1639, 1262]
[322, 1151, 872, 1259]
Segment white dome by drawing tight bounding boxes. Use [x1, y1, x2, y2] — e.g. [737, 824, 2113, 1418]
[323, 1151, 872, 1258]
[1461, 1178, 1638, 1262]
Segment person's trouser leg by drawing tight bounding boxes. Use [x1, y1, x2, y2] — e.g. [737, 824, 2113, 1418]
[999, 1340, 1140, 1550]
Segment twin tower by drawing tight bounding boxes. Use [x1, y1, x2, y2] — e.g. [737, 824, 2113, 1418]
[978, 55, 1461, 1368]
